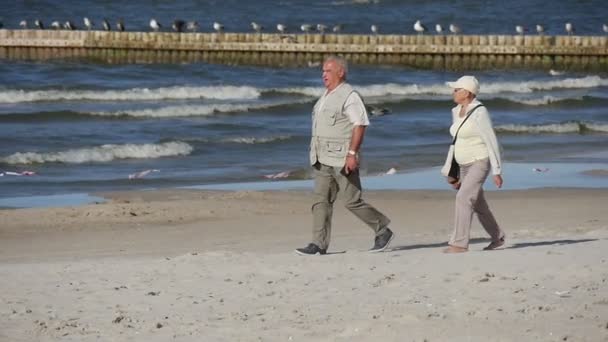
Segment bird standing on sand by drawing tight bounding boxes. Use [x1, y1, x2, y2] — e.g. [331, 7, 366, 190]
[51, 21, 61, 30]
[515, 25, 525, 35]
[370, 24, 378, 34]
[102, 18, 111, 31]
[449, 23, 461, 34]
[536, 24, 544, 35]
[332, 24, 343, 33]
[565, 22, 574, 35]
[83, 17, 93, 30]
[251, 22, 263, 33]
[34, 19, 44, 29]
[150, 19, 161, 32]
[19, 20, 27, 29]
[116, 19, 125, 32]
[435, 24, 443, 34]
[414, 20, 426, 34]
[186, 21, 199, 32]
[603, 24, 608, 34]
[316, 24, 327, 34]
[276, 23, 287, 34]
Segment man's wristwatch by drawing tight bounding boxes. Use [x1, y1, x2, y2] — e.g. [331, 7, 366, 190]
[347, 150, 357, 157]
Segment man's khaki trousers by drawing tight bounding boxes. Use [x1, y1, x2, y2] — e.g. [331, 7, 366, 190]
[311, 163, 390, 249]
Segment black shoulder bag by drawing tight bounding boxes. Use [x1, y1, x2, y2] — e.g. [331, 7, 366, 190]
[447, 104, 484, 184]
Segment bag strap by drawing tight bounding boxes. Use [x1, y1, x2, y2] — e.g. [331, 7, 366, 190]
[451, 104, 484, 144]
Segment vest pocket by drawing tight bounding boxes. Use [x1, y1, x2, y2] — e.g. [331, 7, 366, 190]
[325, 111, 338, 126]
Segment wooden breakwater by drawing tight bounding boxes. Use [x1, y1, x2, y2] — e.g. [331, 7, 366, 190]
[1, 29, 607, 71]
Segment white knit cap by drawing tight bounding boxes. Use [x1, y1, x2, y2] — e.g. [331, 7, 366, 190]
[446, 75, 480, 95]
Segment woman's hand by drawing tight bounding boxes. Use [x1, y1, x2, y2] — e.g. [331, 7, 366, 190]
[494, 175, 503, 188]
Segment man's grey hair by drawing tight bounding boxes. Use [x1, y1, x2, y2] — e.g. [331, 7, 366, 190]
[324, 55, 348, 76]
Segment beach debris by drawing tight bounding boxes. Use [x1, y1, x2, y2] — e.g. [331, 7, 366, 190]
[0, 170, 36, 176]
[385, 167, 397, 175]
[263, 171, 290, 179]
[128, 169, 159, 179]
[549, 69, 565, 76]
[555, 290, 571, 297]
[532, 167, 550, 173]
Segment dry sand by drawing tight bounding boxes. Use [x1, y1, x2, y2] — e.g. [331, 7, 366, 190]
[1, 188, 607, 341]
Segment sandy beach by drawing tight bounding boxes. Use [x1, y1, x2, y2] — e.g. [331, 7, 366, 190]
[1, 188, 607, 341]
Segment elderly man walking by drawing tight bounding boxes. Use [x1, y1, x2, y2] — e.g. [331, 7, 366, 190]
[295, 56, 394, 255]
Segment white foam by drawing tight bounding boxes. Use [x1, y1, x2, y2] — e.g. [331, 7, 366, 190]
[221, 135, 292, 144]
[275, 76, 608, 98]
[585, 123, 608, 133]
[495, 122, 582, 134]
[1, 141, 193, 164]
[0, 86, 260, 103]
[90, 99, 311, 118]
[507, 96, 575, 106]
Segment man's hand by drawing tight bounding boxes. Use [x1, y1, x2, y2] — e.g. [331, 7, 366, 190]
[494, 175, 503, 188]
[343, 155, 358, 175]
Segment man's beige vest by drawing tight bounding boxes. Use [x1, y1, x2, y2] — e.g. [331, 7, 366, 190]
[309, 83, 356, 167]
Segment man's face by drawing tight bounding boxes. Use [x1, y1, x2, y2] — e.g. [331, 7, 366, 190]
[322, 60, 344, 91]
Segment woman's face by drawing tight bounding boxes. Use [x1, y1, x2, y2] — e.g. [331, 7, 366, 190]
[452, 88, 471, 104]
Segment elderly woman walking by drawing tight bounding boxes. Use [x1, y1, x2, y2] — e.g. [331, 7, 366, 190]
[441, 76, 505, 253]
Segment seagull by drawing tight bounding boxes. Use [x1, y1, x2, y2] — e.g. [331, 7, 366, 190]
[116, 19, 125, 32]
[300, 24, 313, 33]
[0, 21, 2, 29]
[213, 21, 224, 32]
[565, 22, 574, 35]
[51, 21, 61, 30]
[603, 24, 608, 34]
[83, 17, 93, 30]
[536, 24, 544, 35]
[515, 25, 525, 35]
[332, 24, 343, 33]
[435, 24, 443, 34]
[276, 23, 287, 34]
[150, 18, 161, 32]
[370, 24, 379, 34]
[186, 21, 199, 32]
[19, 20, 27, 29]
[449, 23, 461, 34]
[172, 19, 185, 32]
[64, 21, 76, 30]
[251, 21, 263, 33]
[414, 20, 427, 34]
[316, 24, 327, 34]
[102, 18, 111, 31]
[34, 19, 44, 29]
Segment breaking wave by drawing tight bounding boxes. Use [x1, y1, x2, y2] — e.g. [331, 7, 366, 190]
[495, 122, 608, 134]
[1, 141, 193, 164]
[0, 86, 261, 103]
